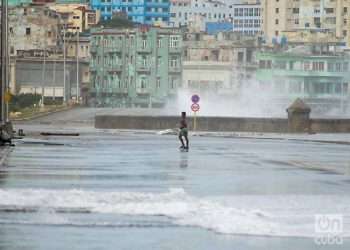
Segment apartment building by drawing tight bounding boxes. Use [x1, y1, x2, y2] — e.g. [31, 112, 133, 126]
[89, 26, 182, 107]
[49, 4, 100, 33]
[262, 0, 350, 46]
[232, 1, 262, 36]
[256, 43, 350, 113]
[170, 0, 262, 35]
[8, 6, 60, 56]
[170, 0, 234, 28]
[90, 0, 170, 25]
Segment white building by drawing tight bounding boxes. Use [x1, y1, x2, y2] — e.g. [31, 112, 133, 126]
[170, 0, 262, 35]
[170, 0, 238, 29]
[232, 2, 262, 36]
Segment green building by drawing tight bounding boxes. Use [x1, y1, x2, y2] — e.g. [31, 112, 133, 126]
[89, 26, 182, 107]
[256, 45, 350, 114]
[8, 0, 31, 6]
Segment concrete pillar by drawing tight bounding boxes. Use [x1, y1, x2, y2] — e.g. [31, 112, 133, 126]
[286, 98, 311, 133]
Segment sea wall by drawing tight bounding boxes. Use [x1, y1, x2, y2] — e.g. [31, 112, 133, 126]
[95, 115, 350, 133]
[95, 115, 288, 133]
[311, 119, 350, 133]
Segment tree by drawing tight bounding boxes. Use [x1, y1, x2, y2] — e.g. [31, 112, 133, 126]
[98, 14, 135, 28]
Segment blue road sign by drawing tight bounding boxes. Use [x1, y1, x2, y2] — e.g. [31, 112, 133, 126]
[191, 94, 200, 103]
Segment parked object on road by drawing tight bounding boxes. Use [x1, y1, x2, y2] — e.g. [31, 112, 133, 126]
[40, 132, 80, 136]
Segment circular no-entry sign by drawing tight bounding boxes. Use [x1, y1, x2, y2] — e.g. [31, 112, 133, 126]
[191, 103, 200, 112]
[191, 94, 200, 103]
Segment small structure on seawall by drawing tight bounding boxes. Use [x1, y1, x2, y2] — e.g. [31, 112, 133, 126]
[286, 98, 311, 133]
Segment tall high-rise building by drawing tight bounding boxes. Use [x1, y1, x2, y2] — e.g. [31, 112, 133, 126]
[170, 0, 262, 35]
[262, 0, 350, 46]
[90, 0, 170, 25]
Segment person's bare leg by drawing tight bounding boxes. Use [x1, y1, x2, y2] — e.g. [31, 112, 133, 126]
[184, 135, 189, 149]
[179, 135, 185, 148]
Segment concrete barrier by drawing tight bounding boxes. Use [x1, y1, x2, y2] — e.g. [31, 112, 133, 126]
[311, 119, 350, 133]
[95, 115, 288, 133]
[95, 114, 350, 133]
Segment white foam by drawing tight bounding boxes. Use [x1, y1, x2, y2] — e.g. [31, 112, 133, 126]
[0, 188, 349, 238]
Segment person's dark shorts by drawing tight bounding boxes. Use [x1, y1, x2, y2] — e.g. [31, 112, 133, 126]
[179, 128, 188, 137]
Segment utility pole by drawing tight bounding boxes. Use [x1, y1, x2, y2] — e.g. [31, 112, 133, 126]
[76, 27, 79, 103]
[41, 18, 47, 107]
[0, 0, 8, 124]
[63, 19, 66, 104]
[52, 47, 56, 102]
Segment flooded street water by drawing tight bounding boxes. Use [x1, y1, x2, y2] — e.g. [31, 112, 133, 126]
[1, 127, 350, 249]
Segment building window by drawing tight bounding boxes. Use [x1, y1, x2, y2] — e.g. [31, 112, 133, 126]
[275, 8, 279, 14]
[238, 52, 244, 63]
[292, 8, 299, 14]
[142, 56, 147, 67]
[26, 27, 31, 35]
[158, 38, 162, 48]
[141, 78, 146, 89]
[142, 39, 147, 49]
[170, 36, 179, 48]
[312, 61, 324, 71]
[275, 19, 279, 25]
[304, 61, 311, 71]
[336, 63, 342, 72]
[170, 77, 176, 89]
[325, 8, 334, 14]
[170, 56, 178, 67]
[156, 77, 160, 88]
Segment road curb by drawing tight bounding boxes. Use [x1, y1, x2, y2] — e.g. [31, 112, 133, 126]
[11, 106, 75, 122]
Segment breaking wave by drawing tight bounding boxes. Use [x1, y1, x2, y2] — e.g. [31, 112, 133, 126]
[0, 188, 349, 238]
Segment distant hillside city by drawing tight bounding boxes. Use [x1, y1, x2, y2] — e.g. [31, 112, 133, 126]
[1, 0, 350, 115]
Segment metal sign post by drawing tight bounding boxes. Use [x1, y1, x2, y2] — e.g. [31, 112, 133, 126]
[191, 94, 200, 131]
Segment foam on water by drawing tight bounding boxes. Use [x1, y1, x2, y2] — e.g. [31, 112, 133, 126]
[0, 188, 349, 238]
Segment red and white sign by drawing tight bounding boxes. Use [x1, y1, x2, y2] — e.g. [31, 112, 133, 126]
[191, 103, 200, 112]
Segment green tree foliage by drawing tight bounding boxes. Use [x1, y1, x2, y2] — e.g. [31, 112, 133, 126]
[9, 93, 42, 112]
[98, 15, 135, 28]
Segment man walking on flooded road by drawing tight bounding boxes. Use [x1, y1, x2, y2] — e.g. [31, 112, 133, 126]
[179, 112, 189, 151]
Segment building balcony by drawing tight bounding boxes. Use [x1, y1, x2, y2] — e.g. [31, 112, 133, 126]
[107, 64, 123, 73]
[90, 65, 98, 72]
[136, 88, 150, 94]
[90, 45, 98, 53]
[145, 2, 170, 8]
[169, 66, 182, 73]
[169, 46, 182, 54]
[112, 88, 128, 94]
[137, 46, 152, 53]
[136, 65, 151, 73]
[145, 12, 169, 18]
[256, 69, 349, 80]
[105, 46, 122, 53]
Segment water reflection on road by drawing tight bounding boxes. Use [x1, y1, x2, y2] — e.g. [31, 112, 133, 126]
[0, 130, 350, 249]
